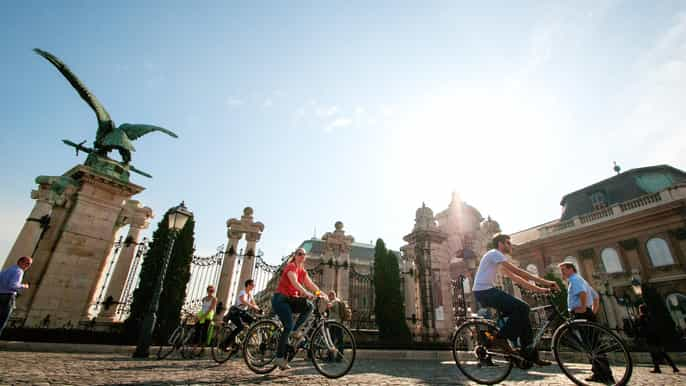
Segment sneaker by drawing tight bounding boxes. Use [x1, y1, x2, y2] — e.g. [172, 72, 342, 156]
[274, 357, 291, 370]
[520, 348, 551, 366]
[650, 368, 662, 374]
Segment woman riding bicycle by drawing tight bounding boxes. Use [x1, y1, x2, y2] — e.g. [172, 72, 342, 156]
[196, 285, 217, 345]
[272, 247, 326, 370]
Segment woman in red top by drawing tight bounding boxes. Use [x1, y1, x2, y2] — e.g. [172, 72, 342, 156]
[271, 247, 324, 370]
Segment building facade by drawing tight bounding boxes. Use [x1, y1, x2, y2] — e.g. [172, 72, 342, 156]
[511, 165, 686, 336]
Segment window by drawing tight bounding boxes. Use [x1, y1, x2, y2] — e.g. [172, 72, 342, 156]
[601, 248, 623, 273]
[666, 293, 686, 332]
[589, 191, 607, 210]
[646, 237, 675, 267]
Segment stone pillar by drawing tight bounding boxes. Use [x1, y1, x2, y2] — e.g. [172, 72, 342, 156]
[25, 165, 144, 327]
[13, 176, 80, 321]
[402, 256, 417, 324]
[237, 232, 262, 293]
[217, 232, 242, 307]
[100, 201, 153, 322]
[2, 184, 53, 270]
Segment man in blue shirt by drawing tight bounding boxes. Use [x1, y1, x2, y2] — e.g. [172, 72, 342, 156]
[559, 262, 613, 383]
[0, 256, 32, 336]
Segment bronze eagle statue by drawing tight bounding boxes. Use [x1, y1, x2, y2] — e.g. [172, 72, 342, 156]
[34, 48, 178, 165]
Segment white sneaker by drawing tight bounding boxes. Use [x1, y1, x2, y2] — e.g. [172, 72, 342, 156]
[274, 357, 291, 370]
[291, 331, 305, 348]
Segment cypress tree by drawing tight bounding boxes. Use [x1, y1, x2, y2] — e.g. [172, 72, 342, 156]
[373, 238, 410, 343]
[124, 209, 196, 342]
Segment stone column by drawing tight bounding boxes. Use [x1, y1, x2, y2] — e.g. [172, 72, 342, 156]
[2, 184, 53, 270]
[217, 232, 243, 307]
[100, 201, 153, 322]
[237, 232, 262, 292]
[402, 257, 417, 324]
[13, 177, 79, 322]
[25, 165, 144, 327]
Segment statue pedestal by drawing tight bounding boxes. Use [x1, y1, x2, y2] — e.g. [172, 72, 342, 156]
[23, 165, 144, 327]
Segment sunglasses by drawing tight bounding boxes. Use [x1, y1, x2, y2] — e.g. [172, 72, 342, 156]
[296, 252, 306, 256]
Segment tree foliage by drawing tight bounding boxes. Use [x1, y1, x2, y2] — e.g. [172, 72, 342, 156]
[124, 209, 195, 342]
[373, 239, 411, 343]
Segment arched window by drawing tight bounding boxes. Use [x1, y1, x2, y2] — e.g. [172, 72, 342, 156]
[646, 237, 675, 267]
[666, 293, 686, 331]
[601, 248, 623, 273]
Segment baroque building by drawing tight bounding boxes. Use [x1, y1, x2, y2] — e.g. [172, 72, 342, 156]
[511, 164, 686, 336]
[400, 193, 501, 342]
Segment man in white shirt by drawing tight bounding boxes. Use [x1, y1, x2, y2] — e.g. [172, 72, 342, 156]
[473, 233, 558, 365]
[223, 279, 261, 350]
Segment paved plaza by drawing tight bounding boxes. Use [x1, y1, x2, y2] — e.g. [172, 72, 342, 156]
[0, 351, 684, 385]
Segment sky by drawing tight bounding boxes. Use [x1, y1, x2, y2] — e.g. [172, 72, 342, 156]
[1, 1, 686, 267]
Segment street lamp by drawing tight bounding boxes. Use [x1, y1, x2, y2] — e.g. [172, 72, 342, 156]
[133, 201, 193, 358]
[630, 276, 642, 298]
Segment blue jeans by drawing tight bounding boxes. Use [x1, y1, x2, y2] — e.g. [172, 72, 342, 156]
[474, 287, 533, 349]
[271, 293, 313, 358]
[0, 294, 16, 337]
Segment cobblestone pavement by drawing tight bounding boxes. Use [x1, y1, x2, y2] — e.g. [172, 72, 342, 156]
[0, 351, 683, 385]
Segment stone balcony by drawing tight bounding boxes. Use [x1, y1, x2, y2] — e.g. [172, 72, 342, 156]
[537, 184, 686, 239]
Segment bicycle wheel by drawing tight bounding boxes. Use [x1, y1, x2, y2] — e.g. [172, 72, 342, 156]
[211, 325, 238, 364]
[452, 320, 513, 385]
[181, 325, 205, 359]
[552, 320, 632, 386]
[243, 320, 280, 374]
[157, 326, 183, 360]
[309, 320, 356, 379]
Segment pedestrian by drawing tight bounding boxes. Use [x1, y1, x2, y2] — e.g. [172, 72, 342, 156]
[558, 262, 614, 384]
[326, 290, 345, 361]
[0, 256, 32, 336]
[636, 303, 679, 373]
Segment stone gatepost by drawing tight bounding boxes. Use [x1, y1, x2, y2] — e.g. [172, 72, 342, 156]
[217, 207, 264, 307]
[23, 165, 144, 327]
[321, 222, 354, 299]
[100, 200, 153, 322]
[2, 182, 55, 271]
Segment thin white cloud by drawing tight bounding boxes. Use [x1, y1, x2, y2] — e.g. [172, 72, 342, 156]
[226, 97, 244, 107]
[324, 117, 353, 132]
[263, 98, 273, 108]
[315, 105, 339, 118]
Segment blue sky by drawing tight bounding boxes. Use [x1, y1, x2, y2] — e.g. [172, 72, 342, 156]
[2, 1, 686, 266]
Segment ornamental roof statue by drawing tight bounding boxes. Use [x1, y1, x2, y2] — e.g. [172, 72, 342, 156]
[34, 48, 178, 179]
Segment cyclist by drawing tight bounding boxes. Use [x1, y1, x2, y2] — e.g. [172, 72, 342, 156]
[472, 233, 558, 365]
[272, 247, 326, 370]
[558, 262, 614, 383]
[196, 285, 217, 345]
[223, 279, 261, 351]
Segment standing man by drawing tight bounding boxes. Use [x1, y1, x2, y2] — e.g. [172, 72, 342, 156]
[473, 233, 558, 365]
[0, 256, 32, 336]
[558, 262, 613, 384]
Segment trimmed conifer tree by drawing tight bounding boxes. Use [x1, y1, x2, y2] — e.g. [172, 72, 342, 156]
[373, 238, 411, 343]
[124, 208, 196, 342]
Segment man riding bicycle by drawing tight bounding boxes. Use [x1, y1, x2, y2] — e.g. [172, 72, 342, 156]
[472, 233, 558, 366]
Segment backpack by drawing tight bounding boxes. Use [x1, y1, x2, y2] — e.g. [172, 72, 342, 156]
[339, 300, 352, 322]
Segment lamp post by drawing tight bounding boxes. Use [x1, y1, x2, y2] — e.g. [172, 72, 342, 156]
[133, 202, 193, 358]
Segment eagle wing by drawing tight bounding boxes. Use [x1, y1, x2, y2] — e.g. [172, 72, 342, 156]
[33, 48, 113, 140]
[119, 124, 179, 141]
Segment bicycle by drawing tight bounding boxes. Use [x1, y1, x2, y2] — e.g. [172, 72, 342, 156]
[452, 291, 633, 385]
[156, 311, 199, 360]
[242, 297, 357, 379]
[211, 309, 265, 364]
